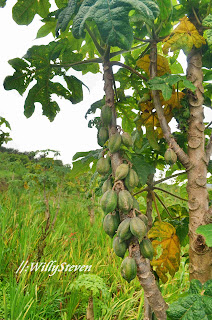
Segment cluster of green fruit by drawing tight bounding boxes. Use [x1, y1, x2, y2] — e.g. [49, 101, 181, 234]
[97, 105, 133, 152]
[96, 161, 154, 283]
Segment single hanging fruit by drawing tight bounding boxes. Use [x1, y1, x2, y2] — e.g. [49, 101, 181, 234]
[140, 238, 154, 260]
[96, 157, 110, 175]
[124, 168, 139, 192]
[100, 189, 117, 214]
[121, 132, 133, 148]
[113, 237, 127, 258]
[115, 163, 129, 181]
[97, 127, 109, 147]
[130, 217, 147, 241]
[108, 132, 122, 153]
[103, 213, 120, 238]
[117, 218, 132, 242]
[101, 105, 112, 126]
[121, 257, 137, 282]
[137, 214, 148, 227]
[102, 178, 112, 194]
[164, 148, 177, 165]
[118, 190, 133, 214]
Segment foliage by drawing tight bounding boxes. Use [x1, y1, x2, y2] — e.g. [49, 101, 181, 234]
[0, 117, 12, 146]
[148, 221, 181, 283]
[196, 224, 212, 247]
[167, 279, 212, 320]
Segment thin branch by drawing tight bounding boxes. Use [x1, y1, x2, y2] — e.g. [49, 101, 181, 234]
[134, 37, 152, 43]
[110, 61, 148, 82]
[154, 186, 188, 201]
[206, 134, 212, 164]
[133, 187, 149, 196]
[149, 41, 191, 169]
[153, 171, 187, 185]
[154, 192, 175, 219]
[85, 24, 105, 56]
[51, 57, 102, 69]
[206, 121, 212, 129]
[110, 43, 147, 59]
[151, 191, 162, 222]
[192, 7, 202, 25]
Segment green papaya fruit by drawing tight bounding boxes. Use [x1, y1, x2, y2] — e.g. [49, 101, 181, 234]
[130, 217, 147, 241]
[118, 190, 133, 214]
[100, 189, 117, 214]
[117, 218, 132, 242]
[113, 237, 127, 258]
[101, 105, 112, 126]
[164, 148, 177, 165]
[108, 132, 122, 153]
[133, 197, 140, 211]
[97, 127, 109, 147]
[121, 132, 133, 148]
[140, 238, 154, 260]
[102, 178, 112, 194]
[137, 214, 148, 227]
[121, 257, 137, 282]
[96, 158, 110, 175]
[124, 169, 139, 191]
[103, 213, 120, 238]
[115, 163, 129, 181]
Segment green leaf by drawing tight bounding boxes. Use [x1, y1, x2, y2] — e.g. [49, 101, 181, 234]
[55, 0, 77, 36]
[4, 72, 30, 96]
[157, 0, 173, 21]
[131, 155, 155, 185]
[72, 0, 159, 50]
[196, 224, 212, 247]
[12, 0, 50, 25]
[64, 75, 88, 104]
[167, 279, 212, 320]
[146, 124, 160, 150]
[203, 14, 212, 28]
[36, 19, 57, 38]
[0, 0, 7, 8]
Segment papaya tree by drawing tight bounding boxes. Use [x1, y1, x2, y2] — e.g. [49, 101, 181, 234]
[2, 0, 212, 319]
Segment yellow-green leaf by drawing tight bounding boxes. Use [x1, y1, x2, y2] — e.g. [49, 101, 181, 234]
[148, 221, 181, 283]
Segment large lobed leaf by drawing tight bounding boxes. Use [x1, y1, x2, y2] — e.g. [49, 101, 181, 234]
[148, 221, 181, 283]
[167, 279, 212, 320]
[72, 0, 159, 50]
[4, 41, 87, 121]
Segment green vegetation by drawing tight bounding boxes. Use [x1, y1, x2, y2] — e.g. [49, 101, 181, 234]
[0, 148, 191, 319]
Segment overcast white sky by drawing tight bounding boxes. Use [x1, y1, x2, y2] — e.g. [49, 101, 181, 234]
[0, 1, 211, 165]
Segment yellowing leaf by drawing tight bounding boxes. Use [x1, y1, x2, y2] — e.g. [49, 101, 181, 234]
[148, 221, 180, 283]
[136, 54, 171, 76]
[163, 16, 206, 54]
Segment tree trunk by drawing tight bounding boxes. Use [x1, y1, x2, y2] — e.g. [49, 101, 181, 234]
[86, 295, 94, 320]
[186, 48, 212, 282]
[103, 58, 168, 320]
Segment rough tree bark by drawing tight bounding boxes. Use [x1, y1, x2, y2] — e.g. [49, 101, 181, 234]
[103, 56, 168, 320]
[186, 47, 212, 282]
[150, 36, 212, 282]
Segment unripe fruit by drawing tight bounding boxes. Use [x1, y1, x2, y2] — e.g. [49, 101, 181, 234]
[125, 169, 139, 191]
[118, 190, 133, 214]
[113, 237, 127, 258]
[100, 190, 117, 214]
[137, 214, 148, 227]
[101, 105, 112, 126]
[130, 217, 147, 241]
[115, 163, 129, 181]
[102, 178, 112, 194]
[164, 148, 177, 165]
[121, 257, 137, 282]
[108, 132, 122, 153]
[140, 238, 154, 260]
[96, 158, 110, 175]
[103, 213, 120, 238]
[97, 127, 109, 147]
[117, 218, 132, 242]
[121, 132, 133, 148]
